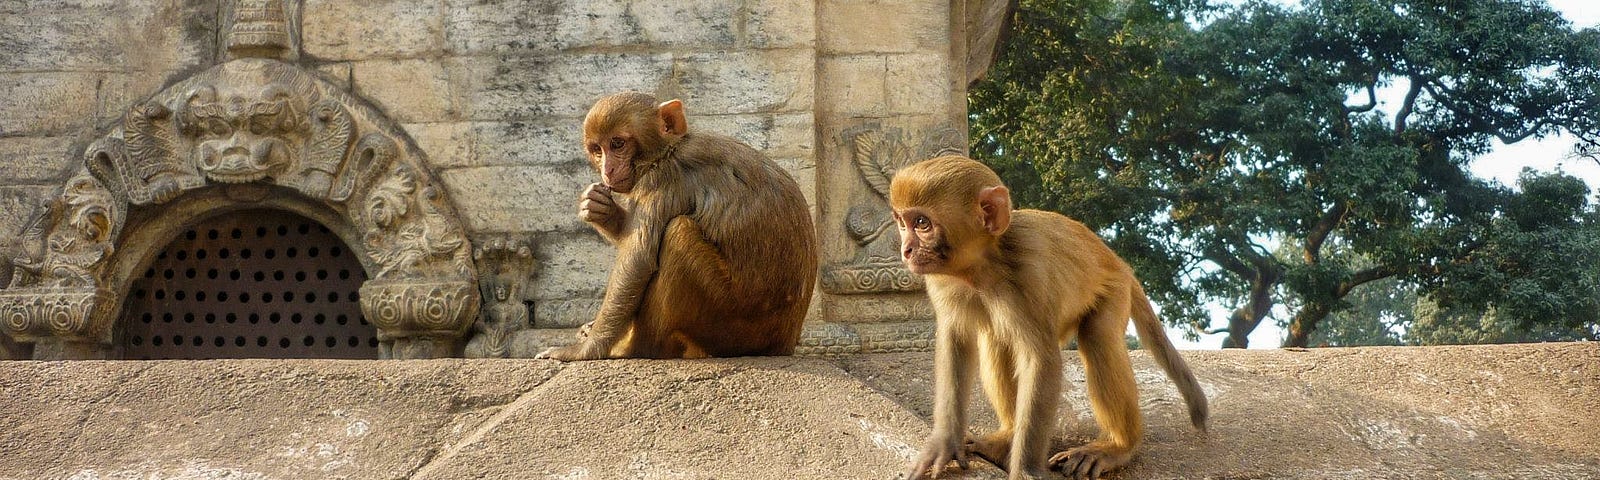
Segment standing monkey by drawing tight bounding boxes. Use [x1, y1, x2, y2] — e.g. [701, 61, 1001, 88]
[894, 156, 1208, 480]
[536, 92, 817, 361]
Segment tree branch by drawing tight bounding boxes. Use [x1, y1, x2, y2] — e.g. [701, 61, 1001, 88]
[1394, 75, 1424, 134]
[1303, 201, 1349, 264]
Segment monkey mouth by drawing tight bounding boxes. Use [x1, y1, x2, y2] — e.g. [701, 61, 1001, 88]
[903, 247, 945, 273]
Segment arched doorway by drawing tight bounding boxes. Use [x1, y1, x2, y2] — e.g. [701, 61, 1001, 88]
[121, 210, 376, 359]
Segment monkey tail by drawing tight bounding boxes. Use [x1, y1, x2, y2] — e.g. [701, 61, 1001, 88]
[1129, 284, 1210, 432]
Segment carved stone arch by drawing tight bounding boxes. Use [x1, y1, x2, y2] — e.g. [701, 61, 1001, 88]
[2, 57, 479, 360]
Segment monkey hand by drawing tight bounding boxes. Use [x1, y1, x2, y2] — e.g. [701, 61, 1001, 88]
[535, 339, 608, 362]
[906, 435, 969, 479]
[578, 182, 624, 239]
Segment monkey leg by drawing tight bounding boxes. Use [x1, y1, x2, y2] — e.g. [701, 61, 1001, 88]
[969, 336, 1019, 467]
[1005, 338, 1063, 480]
[623, 215, 800, 358]
[1051, 300, 1142, 480]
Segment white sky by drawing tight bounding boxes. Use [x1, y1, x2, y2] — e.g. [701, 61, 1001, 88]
[1167, 1, 1600, 349]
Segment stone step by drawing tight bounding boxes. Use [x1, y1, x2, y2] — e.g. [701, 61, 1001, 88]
[1, 343, 1596, 479]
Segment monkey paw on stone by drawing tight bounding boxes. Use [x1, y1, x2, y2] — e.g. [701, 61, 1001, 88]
[535, 340, 608, 362]
[906, 434, 969, 479]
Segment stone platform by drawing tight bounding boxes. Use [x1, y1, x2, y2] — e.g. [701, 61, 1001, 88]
[1, 343, 1596, 479]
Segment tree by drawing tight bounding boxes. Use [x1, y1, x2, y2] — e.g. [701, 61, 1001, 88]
[971, 0, 1600, 347]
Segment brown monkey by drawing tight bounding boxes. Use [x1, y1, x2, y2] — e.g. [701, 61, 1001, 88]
[535, 92, 817, 361]
[894, 156, 1208, 480]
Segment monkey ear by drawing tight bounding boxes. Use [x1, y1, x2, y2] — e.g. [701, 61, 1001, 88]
[658, 99, 688, 138]
[978, 186, 1011, 236]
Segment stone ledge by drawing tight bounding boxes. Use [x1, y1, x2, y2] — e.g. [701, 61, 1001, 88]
[0, 343, 1595, 479]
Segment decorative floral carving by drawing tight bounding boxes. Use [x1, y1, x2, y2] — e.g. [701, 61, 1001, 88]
[121, 102, 203, 204]
[359, 280, 480, 337]
[0, 287, 111, 342]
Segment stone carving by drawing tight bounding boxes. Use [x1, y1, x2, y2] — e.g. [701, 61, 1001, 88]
[9, 175, 120, 289]
[823, 124, 965, 294]
[0, 0, 478, 359]
[465, 236, 536, 358]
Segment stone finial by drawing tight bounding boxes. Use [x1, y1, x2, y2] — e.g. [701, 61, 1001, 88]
[227, 0, 289, 59]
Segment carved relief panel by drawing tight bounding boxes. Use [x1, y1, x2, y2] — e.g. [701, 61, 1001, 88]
[1, 0, 478, 359]
[823, 123, 965, 295]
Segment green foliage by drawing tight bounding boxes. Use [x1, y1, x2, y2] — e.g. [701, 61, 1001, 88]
[971, 0, 1600, 347]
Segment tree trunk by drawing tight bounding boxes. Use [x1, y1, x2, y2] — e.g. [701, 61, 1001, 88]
[1285, 302, 1333, 348]
[1222, 274, 1278, 348]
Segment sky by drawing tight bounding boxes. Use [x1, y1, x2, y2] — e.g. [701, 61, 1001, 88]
[1168, 0, 1600, 349]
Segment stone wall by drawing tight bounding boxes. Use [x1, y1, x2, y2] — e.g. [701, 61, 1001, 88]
[0, 0, 1011, 359]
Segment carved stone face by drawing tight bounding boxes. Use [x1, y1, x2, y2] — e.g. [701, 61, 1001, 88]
[183, 81, 302, 184]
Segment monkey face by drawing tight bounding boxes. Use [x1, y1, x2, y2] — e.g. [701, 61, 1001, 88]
[585, 132, 639, 193]
[892, 208, 951, 274]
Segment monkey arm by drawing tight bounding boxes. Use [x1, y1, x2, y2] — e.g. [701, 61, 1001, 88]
[909, 310, 977, 479]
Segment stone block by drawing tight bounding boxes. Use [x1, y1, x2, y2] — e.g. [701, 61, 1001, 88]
[676, 50, 813, 115]
[350, 59, 457, 123]
[445, 0, 741, 54]
[314, 62, 353, 91]
[629, 0, 740, 47]
[303, 0, 445, 60]
[528, 231, 612, 301]
[437, 164, 589, 233]
[446, 0, 632, 54]
[0, 73, 101, 137]
[887, 53, 955, 116]
[690, 112, 815, 159]
[745, 0, 817, 49]
[402, 122, 476, 170]
[472, 120, 586, 168]
[452, 53, 674, 121]
[817, 55, 887, 116]
[0, 137, 77, 184]
[0, 1, 214, 72]
[530, 298, 603, 329]
[818, 0, 947, 54]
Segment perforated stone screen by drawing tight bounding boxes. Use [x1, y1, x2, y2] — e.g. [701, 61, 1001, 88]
[121, 210, 377, 359]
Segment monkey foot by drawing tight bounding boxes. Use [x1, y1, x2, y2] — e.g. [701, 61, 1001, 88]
[1049, 442, 1132, 480]
[963, 431, 1012, 468]
[534, 341, 607, 362]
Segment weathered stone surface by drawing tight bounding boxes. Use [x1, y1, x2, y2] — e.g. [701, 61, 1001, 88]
[444, 0, 741, 54]
[350, 58, 457, 123]
[438, 164, 590, 233]
[1, 345, 1596, 479]
[0, 137, 77, 184]
[0, 73, 101, 137]
[471, 119, 585, 168]
[691, 112, 815, 159]
[302, 0, 444, 60]
[888, 52, 956, 116]
[746, 1, 818, 49]
[451, 53, 674, 120]
[528, 232, 612, 301]
[818, 0, 948, 54]
[817, 55, 889, 117]
[403, 122, 477, 170]
[0, 1, 215, 72]
[677, 49, 814, 114]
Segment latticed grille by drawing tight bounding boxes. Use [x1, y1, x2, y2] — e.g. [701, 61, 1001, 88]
[121, 210, 377, 359]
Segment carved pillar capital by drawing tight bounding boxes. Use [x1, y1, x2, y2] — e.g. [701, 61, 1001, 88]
[359, 279, 481, 359]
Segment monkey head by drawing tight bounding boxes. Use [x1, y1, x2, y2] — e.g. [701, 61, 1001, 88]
[889, 155, 1011, 277]
[582, 92, 688, 194]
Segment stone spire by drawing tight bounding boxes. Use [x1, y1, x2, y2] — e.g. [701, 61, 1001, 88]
[227, 0, 290, 59]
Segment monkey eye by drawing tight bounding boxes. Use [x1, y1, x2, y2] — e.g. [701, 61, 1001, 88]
[913, 216, 931, 231]
[608, 137, 626, 150]
[587, 144, 602, 155]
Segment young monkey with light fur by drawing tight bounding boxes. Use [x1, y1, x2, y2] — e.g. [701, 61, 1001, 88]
[893, 156, 1208, 480]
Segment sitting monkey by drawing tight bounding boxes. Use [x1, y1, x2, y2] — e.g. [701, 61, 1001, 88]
[893, 155, 1208, 480]
[537, 92, 818, 361]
